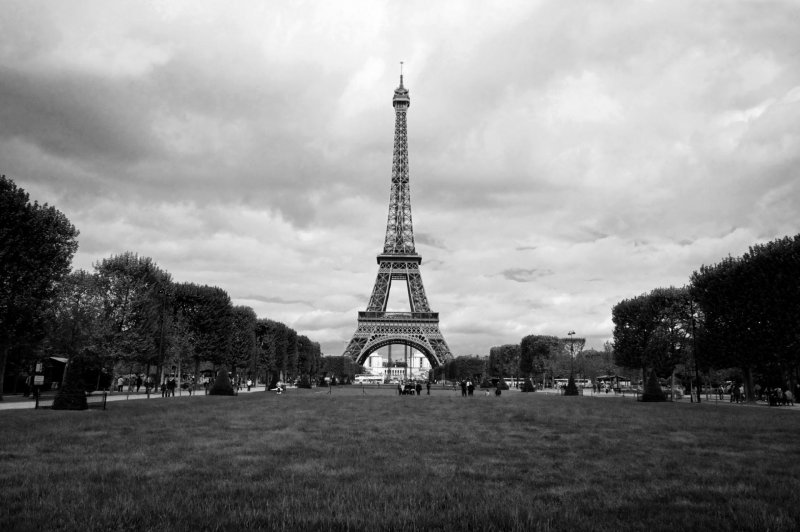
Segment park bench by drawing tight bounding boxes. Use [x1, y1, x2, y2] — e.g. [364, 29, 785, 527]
[34, 391, 107, 410]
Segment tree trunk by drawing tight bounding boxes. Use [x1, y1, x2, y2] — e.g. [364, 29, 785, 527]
[0, 343, 8, 400]
[743, 365, 756, 403]
[193, 357, 200, 393]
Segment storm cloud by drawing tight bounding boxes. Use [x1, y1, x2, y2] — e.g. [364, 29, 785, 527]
[2, 0, 798, 355]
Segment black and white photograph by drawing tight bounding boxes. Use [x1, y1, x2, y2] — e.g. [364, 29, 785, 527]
[2, 1, 799, 530]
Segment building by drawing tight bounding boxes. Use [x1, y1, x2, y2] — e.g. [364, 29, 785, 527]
[363, 345, 431, 381]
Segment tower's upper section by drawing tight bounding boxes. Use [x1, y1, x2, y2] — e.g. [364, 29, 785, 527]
[382, 73, 417, 256]
[393, 74, 410, 108]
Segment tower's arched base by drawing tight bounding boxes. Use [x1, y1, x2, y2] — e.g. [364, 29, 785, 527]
[343, 312, 452, 368]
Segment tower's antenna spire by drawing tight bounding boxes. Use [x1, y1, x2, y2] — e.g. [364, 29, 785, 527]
[399, 61, 404, 87]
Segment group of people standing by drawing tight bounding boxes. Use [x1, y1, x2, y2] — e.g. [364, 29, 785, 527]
[160, 377, 177, 397]
[396, 381, 431, 395]
[115, 374, 153, 393]
[720, 383, 796, 406]
[764, 386, 795, 406]
[459, 379, 475, 396]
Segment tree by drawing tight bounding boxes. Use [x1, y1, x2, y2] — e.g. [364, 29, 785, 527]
[612, 287, 691, 383]
[691, 234, 800, 402]
[320, 355, 364, 384]
[45, 270, 107, 395]
[1, 175, 79, 399]
[172, 283, 233, 384]
[437, 355, 486, 382]
[520, 335, 561, 385]
[230, 306, 258, 377]
[254, 318, 277, 387]
[297, 335, 321, 383]
[578, 344, 627, 383]
[256, 319, 294, 386]
[94, 252, 171, 377]
[488, 344, 521, 380]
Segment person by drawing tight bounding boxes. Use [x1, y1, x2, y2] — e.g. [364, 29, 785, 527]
[117, 376, 124, 393]
[246, 378, 253, 391]
[460, 380, 467, 397]
[495, 386, 501, 396]
[276, 380, 283, 395]
[426, 381, 431, 395]
[135, 375, 143, 393]
[161, 381, 167, 398]
[415, 382, 422, 396]
[397, 382, 403, 396]
[467, 379, 474, 396]
[167, 376, 176, 397]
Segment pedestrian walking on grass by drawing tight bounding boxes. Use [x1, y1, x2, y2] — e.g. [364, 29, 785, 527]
[467, 379, 474, 396]
[460, 380, 467, 397]
[416, 382, 422, 395]
[426, 381, 431, 395]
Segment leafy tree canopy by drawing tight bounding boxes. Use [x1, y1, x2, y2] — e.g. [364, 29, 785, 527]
[1, 175, 79, 398]
[520, 335, 561, 377]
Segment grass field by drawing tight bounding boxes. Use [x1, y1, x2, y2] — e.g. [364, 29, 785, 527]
[1, 386, 799, 531]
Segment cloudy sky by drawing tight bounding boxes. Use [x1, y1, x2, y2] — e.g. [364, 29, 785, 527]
[2, 0, 799, 357]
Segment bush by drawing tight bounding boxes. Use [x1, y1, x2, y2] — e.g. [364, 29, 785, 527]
[479, 378, 493, 389]
[564, 375, 579, 396]
[52, 356, 89, 410]
[208, 370, 235, 396]
[521, 379, 536, 392]
[297, 375, 312, 389]
[641, 370, 666, 402]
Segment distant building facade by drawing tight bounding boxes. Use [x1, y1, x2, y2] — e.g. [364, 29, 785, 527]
[363, 345, 431, 381]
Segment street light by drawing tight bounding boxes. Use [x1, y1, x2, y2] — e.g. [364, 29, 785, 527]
[157, 287, 171, 387]
[567, 331, 576, 375]
[561, 331, 585, 396]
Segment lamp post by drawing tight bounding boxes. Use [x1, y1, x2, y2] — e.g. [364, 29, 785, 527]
[561, 331, 585, 396]
[567, 330, 576, 376]
[157, 287, 170, 387]
[689, 297, 700, 403]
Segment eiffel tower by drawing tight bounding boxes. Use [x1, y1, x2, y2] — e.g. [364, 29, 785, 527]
[342, 71, 453, 368]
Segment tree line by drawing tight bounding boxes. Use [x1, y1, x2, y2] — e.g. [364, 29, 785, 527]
[433, 338, 626, 389]
[612, 234, 800, 402]
[1, 175, 325, 398]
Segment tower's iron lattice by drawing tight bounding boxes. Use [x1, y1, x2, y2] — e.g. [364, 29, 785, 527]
[342, 74, 453, 368]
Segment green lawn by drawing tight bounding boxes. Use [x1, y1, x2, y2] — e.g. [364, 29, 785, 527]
[1, 387, 799, 531]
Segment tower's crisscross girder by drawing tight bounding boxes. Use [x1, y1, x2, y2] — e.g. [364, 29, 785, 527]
[342, 73, 452, 368]
[383, 104, 415, 254]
